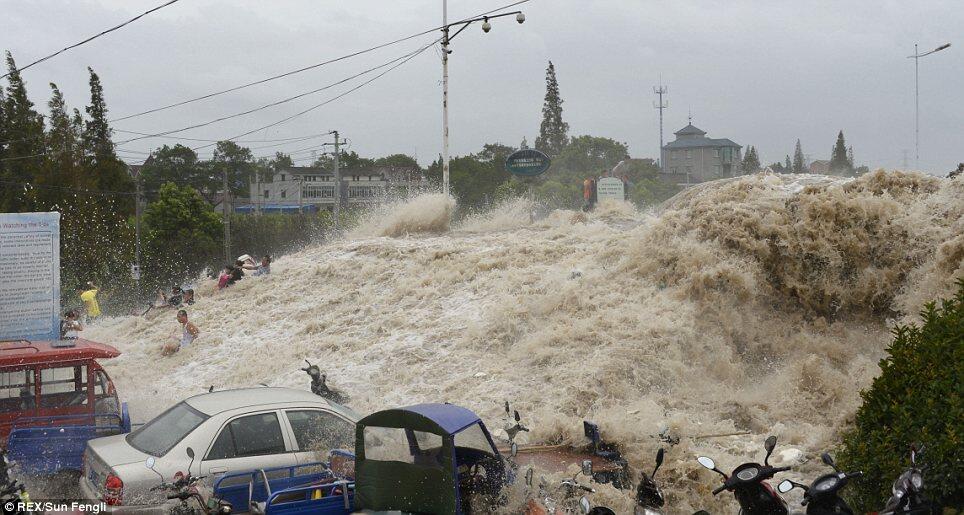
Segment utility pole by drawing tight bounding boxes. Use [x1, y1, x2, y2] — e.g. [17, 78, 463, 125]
[441, 0, 450, 197]
[223, 164, 231, 264]
[653, 77, 668, 170]
[437, 0, 525, 196]
[333, 130, 341, 231]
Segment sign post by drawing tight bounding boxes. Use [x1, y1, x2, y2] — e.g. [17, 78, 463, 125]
[505, 149, 551, 223]
[0, 212, 61, 341]
[596, 177, 626, 203]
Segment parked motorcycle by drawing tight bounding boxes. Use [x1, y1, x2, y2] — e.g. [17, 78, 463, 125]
[635, 448, 666, 515]
[878, 445, 938, 515]
[777, 451, 861, 514]
[525, 460, 616, 515]
[696, 435, 791, 515]
[0, 450, 30, 512]
[301, 359, 349, 404]
[147, 447, 232, 515]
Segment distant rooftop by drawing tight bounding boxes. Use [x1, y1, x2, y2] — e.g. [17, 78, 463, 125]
[664, 123, 741, 150]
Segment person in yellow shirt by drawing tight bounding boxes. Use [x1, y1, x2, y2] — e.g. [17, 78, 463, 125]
[77, 283, 101, 319]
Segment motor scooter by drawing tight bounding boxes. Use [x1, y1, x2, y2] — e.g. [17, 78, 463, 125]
[696, 435, 791, 514]
[878, 445, 938, 515]
[146, 447, 233, 515]
[777, 451, 861, 514]
[635, 448, 666, 515]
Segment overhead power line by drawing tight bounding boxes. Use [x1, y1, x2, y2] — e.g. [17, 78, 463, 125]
[1, 0, 182, 79]
[108, 0, 531, 122]
[115, 41, 432, 145]
[191, 38, 440, 151]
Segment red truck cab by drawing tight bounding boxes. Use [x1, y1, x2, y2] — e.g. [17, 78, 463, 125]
[0, 338, 125, 446]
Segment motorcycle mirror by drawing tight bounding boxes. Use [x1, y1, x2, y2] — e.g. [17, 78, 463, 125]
[514, 410, 521, 422]
[697, 456, 716, 471]
[581, 459, 593, 478]
[186, 447, 196, 476]
[653, 448, 665, 477]
[145, 456, 156, 469]
[525, 468, 533, 488]
[764, 435, 777, 466]
[511, 443, 518, 458]
[579, 496, 591, 514]
[821, 452, 840, 471]
[777, 479, 794, 494]
[504, 401, 510, 415]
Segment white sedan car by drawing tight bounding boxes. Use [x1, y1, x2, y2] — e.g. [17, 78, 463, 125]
[80, 387, 359, 505]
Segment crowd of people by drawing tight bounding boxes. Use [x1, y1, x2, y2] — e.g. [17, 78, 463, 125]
[218, 254, 271, 289]
[60, 253, 273, 357]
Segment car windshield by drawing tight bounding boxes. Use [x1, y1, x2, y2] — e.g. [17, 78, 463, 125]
[126, 402, 207, 456]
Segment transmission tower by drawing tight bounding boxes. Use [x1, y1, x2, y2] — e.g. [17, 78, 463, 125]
[653, 77, 668, 170]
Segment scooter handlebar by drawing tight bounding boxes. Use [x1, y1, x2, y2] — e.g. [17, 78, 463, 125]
[846, 471, 863, 479]
[712, 484, 727, 495]
[772, 466, 791, 473]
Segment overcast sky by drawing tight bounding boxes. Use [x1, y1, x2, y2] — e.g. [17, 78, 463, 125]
[4, 0, 962, 174]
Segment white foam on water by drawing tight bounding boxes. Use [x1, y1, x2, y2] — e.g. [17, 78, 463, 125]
[85, 171, 964, 512]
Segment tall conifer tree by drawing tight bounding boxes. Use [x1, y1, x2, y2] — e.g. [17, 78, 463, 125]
[1, 52, 45, 212]
[535, 61, 569, 156]
[829, 130, 851, 174]
[793, 139, 806, 173]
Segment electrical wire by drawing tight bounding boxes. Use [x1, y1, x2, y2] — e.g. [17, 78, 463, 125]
[1, 0, 182, 79]
[114, 41, 430, 145]
[191, 37, 439, 151]
[107, 0, 531, 122]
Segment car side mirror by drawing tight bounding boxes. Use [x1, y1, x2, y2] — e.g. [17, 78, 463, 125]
[579, 496, 591, 514]
[777, 479, 794, 494]
[764, 435, 777, 466]
[581, 459, 593, 478]
[511, 443, 518, 458]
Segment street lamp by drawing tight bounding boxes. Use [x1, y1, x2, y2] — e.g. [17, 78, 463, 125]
[908, 42, 951, 170]
[440, 1, 525, 197]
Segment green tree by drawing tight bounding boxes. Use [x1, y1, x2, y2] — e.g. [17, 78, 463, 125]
[534, 61, 569, 156]
[142, 182, 223, 286]
[373, 153, 419, 169]
[829, 130, 852, 175]
[838, 280, 964, 512]
[741, 145, 761, 173]
[211, 140, 254, 197]
[83, 67, 132, 197]
[1, 52, 46, 212]
[784, 155, 792, 173]
[140, 144, 203, 200]
[792, 139, 805, 173]
[312, 150, 374, 171]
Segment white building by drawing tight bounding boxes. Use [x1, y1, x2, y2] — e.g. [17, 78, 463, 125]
[245, 165, 426, 213]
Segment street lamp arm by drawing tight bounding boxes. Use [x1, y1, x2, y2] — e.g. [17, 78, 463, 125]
[443, 11, 523, 43]
[908, 42, 952, 58]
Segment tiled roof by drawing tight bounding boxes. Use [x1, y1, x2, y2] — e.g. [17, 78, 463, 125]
[664, 137, 741, 149]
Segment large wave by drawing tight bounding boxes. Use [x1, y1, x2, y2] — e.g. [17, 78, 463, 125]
[86, 171, 963, 512]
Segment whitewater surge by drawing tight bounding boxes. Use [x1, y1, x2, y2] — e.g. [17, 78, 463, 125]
[86, 171, 963, 512]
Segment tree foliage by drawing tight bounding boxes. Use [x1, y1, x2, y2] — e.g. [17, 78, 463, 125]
[142, 182, 223, 286]
[829, 130, 854, 175]
[741, 145, 761, 173]
[534, 61, 568, 156]
[838, 280, 964, 512]
[793, 139, 806, 173]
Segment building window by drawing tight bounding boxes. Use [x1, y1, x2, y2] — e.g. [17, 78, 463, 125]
[686, 166, 693, 175]
[685, 150, 692, 159]
[263, 190, 269, 199]
[714, 149, 720, 157]
[671, 150, 678, 159]
[280, 174, 286, 181]
[281, 190, 286, 199]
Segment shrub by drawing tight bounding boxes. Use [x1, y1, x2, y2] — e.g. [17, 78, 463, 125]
[837, 279, 964, 512]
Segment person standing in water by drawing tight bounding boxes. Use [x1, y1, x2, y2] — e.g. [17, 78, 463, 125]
[162, 310, 199, 356]
[78, 282, 101, 321]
